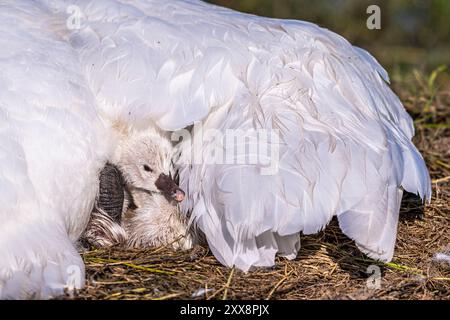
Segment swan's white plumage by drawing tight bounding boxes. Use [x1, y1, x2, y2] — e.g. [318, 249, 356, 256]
[0, 0, 430, 297]
[0, 0, 109, 298]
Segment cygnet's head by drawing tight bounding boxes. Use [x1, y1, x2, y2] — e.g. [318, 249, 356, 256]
[114, 127, 185, 203]
[81, 125, 192, 251]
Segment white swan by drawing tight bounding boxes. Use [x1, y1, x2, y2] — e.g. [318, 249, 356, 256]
[0, 0, 431, 298]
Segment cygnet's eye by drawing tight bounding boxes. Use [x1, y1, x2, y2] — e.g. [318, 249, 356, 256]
[143, 164, 153, 172]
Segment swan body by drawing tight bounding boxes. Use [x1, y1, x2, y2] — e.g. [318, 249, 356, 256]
[0, 0, 431, 298]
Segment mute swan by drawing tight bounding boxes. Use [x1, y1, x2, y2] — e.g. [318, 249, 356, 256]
[0, 0, 431, 298]
[82, 127, 192, 250]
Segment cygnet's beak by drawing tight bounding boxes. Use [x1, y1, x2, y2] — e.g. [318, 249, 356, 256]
[155, 173, 185, 202]
[172, 188, 185, 202]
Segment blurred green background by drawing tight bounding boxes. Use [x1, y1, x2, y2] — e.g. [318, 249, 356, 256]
[207, 0, 450, 74]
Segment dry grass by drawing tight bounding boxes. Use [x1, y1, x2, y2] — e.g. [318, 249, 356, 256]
[67, 70, 450, 300]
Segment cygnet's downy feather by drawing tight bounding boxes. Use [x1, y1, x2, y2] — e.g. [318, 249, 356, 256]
[82, 127, 192, 251]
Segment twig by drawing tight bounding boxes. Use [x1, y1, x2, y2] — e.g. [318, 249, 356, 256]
[265, 270, 294, 300]
[432, 176, 450, 184]
[122, 262, 175, 275]
[436, 160, 450, 170]
[222, 267, 235, 300]
[431, 277, 450, 282]
[151, 293, 183, 300]
[104, 292, 122, 299]
[86, 257, 176, 275]
[384, 262, 423, 275]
